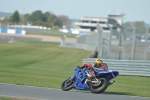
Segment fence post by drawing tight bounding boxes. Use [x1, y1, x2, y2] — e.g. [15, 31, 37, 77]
[7, 23, 9, 29]
[106, 23, 112, 58]
[96, 24, 104, 58]
[0, 23, 1, 33]
[129, 22, 136, 60]
[117, 23, 123, 60]
[144, 24, 149, 60]
[61, 35, 66, 46]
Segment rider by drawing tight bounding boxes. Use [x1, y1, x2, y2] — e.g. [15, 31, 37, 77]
[79, 58, 108, 79]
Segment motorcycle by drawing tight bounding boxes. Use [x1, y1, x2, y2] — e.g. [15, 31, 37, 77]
[61, 65, 119, 94]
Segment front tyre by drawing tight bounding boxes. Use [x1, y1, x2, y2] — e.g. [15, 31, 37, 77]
[61, 76, 75, 91]
[90, 78, 109, 94]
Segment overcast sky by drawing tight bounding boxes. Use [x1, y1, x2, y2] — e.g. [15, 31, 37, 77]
[0, 0, 150, 23]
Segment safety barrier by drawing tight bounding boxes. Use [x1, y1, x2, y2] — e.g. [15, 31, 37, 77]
[0, 29, 26, 35]
[59, 29, 86, 34]
[83, 58, 150, 77]
[9, 25, 51, 30]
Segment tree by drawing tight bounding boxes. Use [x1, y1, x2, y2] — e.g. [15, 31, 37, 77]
[11, 10, 20, 23]
[58, 15, 70, 25]
[47, 14, 61, 26]
[2, 17, 9, 23]
[132, 21, 146, 34]
[24, 14, 30, 24]
[58, 15, 71, 28]
[125, 21, 148, 34]
[28, 10, 44, 22]
[43, 12, 51, 22]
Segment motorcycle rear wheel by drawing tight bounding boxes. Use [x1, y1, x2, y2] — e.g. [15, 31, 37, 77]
[61, 77, 75, 91]
[90, 77, 109, 94]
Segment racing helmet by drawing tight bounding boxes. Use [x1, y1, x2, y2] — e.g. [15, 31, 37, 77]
[95, 58, 103, 64]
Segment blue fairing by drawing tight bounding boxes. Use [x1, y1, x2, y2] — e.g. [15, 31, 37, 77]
[73, 67, 89, 90]
[95, 70, 119, 80]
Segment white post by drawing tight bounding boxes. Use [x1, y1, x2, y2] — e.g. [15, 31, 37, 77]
[117, 23, 124, 60]
[15, 23, 16, 30]
[144, 25, 149, 60]
[106, 23, 112, 58]
[22, 8, 25, 30]
[96, 24, 103, 58]
[0, 23, 1, 33]
[129, 22, 136, 60]
[7, 23, 9, 29]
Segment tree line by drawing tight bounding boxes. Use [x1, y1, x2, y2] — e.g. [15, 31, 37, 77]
[124, 21, 150, 35]
[1, 10, 71, 29]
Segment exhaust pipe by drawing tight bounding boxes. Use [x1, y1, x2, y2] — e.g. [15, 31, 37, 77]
[91, 81, 101, 83]
[109, 80, 115, 85]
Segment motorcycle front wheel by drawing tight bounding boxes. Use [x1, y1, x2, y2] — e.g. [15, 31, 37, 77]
[61, 76, 75, 91]
[90, 77, 109, 94]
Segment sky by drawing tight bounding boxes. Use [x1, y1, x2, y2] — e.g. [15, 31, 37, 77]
[0, 0, 150, 23]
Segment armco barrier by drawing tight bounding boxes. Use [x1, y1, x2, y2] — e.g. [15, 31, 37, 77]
[83, 58, 150, 77]
[0, 29, 26, 35]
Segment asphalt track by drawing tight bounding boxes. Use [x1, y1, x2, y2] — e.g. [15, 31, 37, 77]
[0, 34, 60, 43]
[0, 84, 150, 100]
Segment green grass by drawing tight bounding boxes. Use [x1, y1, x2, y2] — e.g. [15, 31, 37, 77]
[105, 75, 150, 97]
[0, 41, 150, 98]
[0, 42, 91, 87]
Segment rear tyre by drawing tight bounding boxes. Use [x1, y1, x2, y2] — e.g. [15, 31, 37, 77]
[61, 77, 75, 91]
[90, 78, 109, 94]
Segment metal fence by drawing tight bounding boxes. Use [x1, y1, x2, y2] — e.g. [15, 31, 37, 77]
[74, 23, 150, 60]
[57, 22, 150, 61]
[83, 58, 150, 77]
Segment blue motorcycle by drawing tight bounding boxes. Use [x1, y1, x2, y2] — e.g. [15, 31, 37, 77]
[61, 66, 119, 94]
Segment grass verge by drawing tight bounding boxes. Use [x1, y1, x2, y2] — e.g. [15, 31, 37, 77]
[0, 96, 35, 100]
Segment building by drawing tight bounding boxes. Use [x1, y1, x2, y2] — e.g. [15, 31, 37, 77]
[59, 12, 125, 34]
[74, 12, 125, 32]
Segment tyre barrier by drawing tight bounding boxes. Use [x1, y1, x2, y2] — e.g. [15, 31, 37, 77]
[59, 29, 86, 35]
[0, 29, 26, 35]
